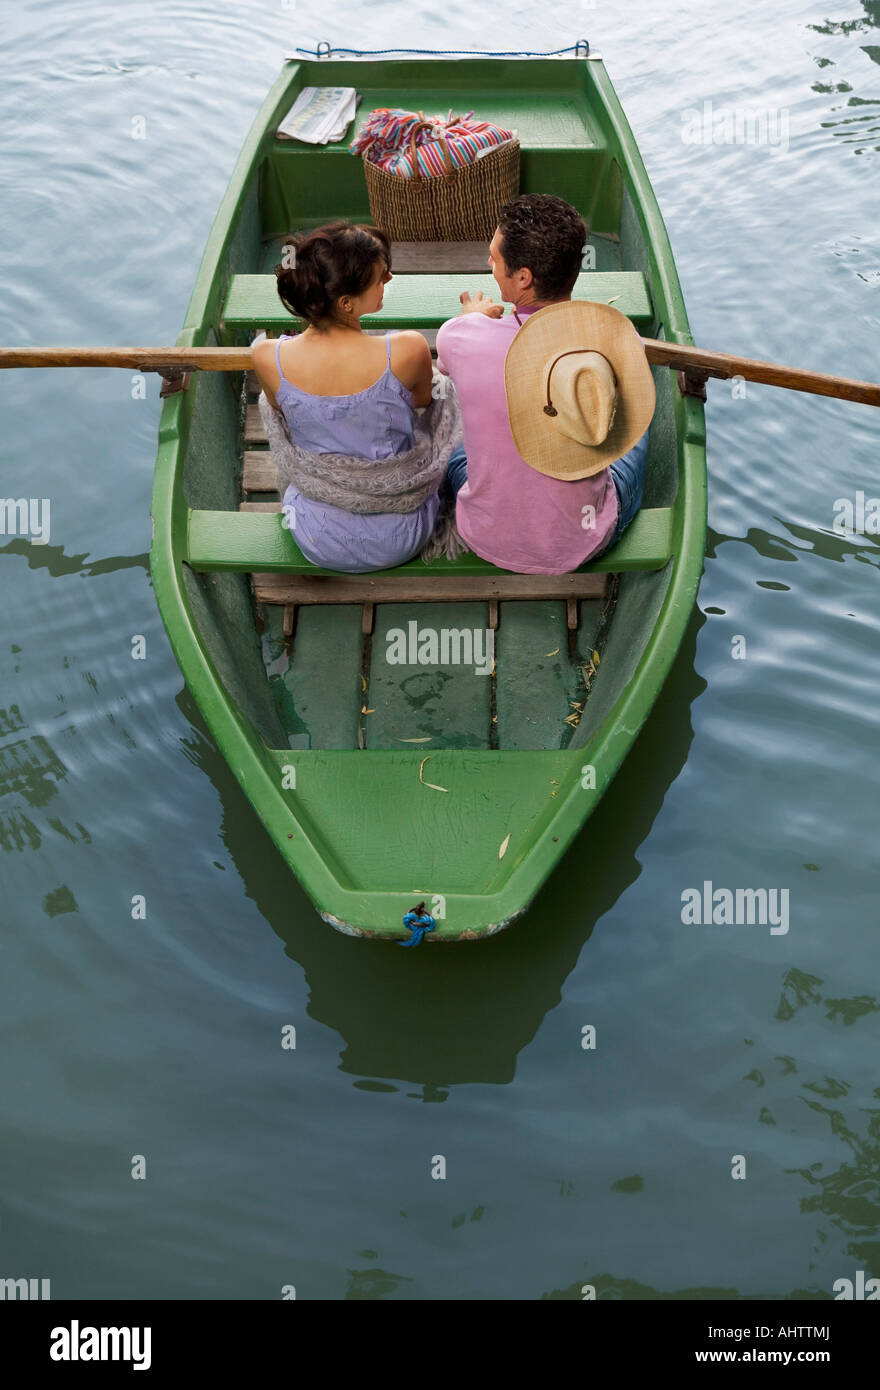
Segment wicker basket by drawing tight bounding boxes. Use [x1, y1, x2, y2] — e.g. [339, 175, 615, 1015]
[362, 123, 520, 242]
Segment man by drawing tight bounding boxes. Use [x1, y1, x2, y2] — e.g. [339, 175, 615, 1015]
[436, 194, 653, 575]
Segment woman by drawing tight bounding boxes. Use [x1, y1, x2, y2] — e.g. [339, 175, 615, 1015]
[252, 220, 447, 573]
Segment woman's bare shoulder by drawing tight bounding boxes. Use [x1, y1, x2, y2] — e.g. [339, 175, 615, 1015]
[389, 330, 431, 376]
[252, 336, 280, 375]
[251, 335, 286, 407]
[251, 335, 276, 360]
[391, 329, 431, 357]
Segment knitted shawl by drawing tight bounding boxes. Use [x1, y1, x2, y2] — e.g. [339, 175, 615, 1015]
[256, 370, 467, 561]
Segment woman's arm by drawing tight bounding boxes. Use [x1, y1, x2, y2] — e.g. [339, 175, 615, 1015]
[251, 336, 281, 411]
[390, 331, 434, 407]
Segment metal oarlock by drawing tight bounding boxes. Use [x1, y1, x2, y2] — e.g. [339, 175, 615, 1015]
[157, 366, 194, 396]
[677, 367, 711, 401]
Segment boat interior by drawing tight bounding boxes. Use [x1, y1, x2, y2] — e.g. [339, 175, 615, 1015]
[171, 60, 690, 760]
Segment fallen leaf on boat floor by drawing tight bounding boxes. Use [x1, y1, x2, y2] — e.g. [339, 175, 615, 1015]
[545, 648, 560, 657]
[579, 662, 596, 689]
[593, 650, 601, 666]
[397, 736, 433, 743]
[360, 674, 367, 691]
[499, 833, 511, 859]
[418, 755, 448, 793]
[607, 295, 620, 304]
[361, 706, 375, 714]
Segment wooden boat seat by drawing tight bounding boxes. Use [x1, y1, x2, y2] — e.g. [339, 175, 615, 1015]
[187, 506, 672, 636]
[187, 505, 673, 577]
[221, 271, 654, 334]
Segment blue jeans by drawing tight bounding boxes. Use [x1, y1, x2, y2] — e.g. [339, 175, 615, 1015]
[445, 430, 651, 544]
[446, 444, 469, 497]
[607, 428, 650, 543]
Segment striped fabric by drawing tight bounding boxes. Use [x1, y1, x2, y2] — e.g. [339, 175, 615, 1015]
[351, 107, 515, 178]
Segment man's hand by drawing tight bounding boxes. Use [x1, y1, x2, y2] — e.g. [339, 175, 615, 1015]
[459, 290, 504, 318]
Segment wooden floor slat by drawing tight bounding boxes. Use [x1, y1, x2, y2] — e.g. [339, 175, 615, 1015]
[261, 605, 364, 750]
[244, 403, 266, 444]
[253, 572, 608, 605]
[494, 600, 605, 750]
[261, 234, 621, 274]
[365, 601, 492, 750]
[390, 241, 490, 273]
[242, 451, 278, 491]
[259, 237, 489, 275]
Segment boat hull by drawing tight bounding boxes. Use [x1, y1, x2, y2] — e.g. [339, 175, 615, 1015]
[150, 55, 707, 939]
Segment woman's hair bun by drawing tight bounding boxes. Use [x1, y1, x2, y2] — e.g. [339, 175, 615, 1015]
[273, 221, 390, 328]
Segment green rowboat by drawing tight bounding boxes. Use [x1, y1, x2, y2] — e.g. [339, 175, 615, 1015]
[150, 50, 707, 941]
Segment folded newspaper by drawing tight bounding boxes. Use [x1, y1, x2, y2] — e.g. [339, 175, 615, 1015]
[277, 87, 359, 144]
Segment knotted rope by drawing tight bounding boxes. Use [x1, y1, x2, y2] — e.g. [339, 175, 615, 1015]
[398, 903, 436, 947]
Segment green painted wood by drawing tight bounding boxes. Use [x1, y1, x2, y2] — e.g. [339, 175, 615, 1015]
[187, 506, 674, 575]
[222, 271, 653, 331]
[495, 600, 605, 751]
[266, 748, 579, 918]
[366, 603, 492, 751]
[316, 87, 605, 150]
[262, 81, 620, 231]
[261, 604, 363, 750]
[150, 55, 707, 938]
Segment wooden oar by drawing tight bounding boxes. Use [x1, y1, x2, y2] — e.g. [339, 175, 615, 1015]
[641, 339, 880, 408]
[0, 347, 252, 371]
[0, 343, 878, 407]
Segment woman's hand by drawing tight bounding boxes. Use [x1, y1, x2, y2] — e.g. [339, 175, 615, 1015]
[459, 290, 504, 318]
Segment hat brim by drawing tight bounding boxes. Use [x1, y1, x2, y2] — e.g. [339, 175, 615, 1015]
[504, 301, 656, 479]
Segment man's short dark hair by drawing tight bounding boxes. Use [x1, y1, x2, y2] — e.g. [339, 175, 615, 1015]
[496, 194, 588, 300]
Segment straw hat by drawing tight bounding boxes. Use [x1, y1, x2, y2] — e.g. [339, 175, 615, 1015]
[504, 301, 655, 479]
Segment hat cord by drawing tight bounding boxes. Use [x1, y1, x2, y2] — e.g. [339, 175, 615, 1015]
[543, 349, 598, 417]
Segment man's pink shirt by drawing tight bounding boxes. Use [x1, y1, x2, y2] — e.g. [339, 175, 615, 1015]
[436, 305, 619, 575]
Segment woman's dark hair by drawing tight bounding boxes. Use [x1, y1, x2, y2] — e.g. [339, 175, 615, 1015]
[496, 194, 588, 300]
[274, 221, 391, 327]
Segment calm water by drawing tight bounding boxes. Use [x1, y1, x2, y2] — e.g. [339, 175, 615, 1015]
[1, 1, 879, 1300]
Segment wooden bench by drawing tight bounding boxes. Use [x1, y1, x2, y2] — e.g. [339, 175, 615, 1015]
[186, 505, 674, 635]
[221, 270, 654, 335]
[206, 256, 664, 638]
[188, 506, 673, 576]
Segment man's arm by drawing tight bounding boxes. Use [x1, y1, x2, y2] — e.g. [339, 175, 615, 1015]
[458, 290, 504, 319]
[437, 291, 504, 375]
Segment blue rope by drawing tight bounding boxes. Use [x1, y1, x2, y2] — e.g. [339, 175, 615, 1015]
[398, 908, 436, 947]
[295, 44, 588, 58]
